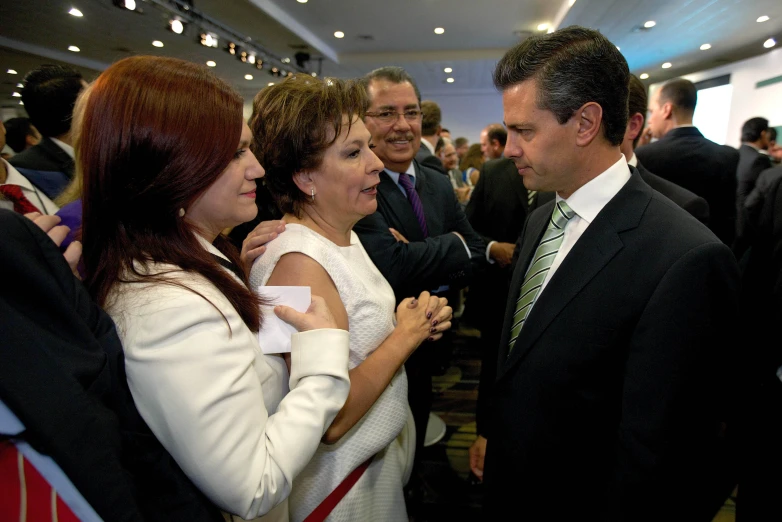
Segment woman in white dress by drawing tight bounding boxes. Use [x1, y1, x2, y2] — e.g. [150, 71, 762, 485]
[249, 76, 453, 521]
[79, 56, 353, 521]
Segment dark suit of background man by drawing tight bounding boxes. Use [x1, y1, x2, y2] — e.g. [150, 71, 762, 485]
[479, 26, 740, 521]
[635, 78, 739, 246]
[415, 99, 447, 174]
[353, 66, 485, 508]
[733, 117, 772, 258]
[10, 65, 86, 200]
[623, 74, 710, 225]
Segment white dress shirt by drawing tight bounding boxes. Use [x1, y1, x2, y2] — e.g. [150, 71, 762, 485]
[0, 159, 59, 214]
[538, 155, 630, 296]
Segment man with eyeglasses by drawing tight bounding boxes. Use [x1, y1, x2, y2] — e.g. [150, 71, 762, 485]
[354, 66, 485, 512]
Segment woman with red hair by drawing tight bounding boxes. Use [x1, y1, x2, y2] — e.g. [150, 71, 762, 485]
[79, 55, 351, 521]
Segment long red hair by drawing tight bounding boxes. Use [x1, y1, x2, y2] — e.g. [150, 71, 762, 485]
[80, 56, 261, 331]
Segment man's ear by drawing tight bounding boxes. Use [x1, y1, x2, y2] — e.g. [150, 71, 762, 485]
[575, 102, 603, 147]
[661, 101, 673, 120]
[627, 113, 645, 142]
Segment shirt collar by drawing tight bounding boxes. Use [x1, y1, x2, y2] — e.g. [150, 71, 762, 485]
[384, 162, 416, 186]
[2, 159, 37, 192]
[558, 155, 631, 224]
[627, 153, 638, 167]
[50, 137, 75, 159]
[421, 137, 436, 155]
[743, 143, 761, 152]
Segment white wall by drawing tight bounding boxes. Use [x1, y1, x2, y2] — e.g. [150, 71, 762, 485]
[420, 90, 505, 145]
[650, 48, 782, 148]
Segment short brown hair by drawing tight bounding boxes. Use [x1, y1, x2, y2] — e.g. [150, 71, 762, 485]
[628, 74, 648, 148]
[250, 75, 368, 217]
[421, 100, 442, 135]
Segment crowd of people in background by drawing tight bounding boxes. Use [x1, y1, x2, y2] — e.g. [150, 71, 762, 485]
[2, 23, 782, 522]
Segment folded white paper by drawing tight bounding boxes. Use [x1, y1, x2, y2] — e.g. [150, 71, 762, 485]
[256, 286, 312, 354]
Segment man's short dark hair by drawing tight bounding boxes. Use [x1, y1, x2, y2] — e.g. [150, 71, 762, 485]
[21, 64, 84, 137]
[441, 127, 450, 134]
[3, 117, 36, 153]
[361, 66, 421, 104]
[454, 137, 468, 148]
[486, 124, 507, 147]
[769, 127, 777, 143]
[493, 25, 629, 146]
[628, 74, 648, 148]
[658, 79, 697, 119]
[741, 117, 769, 143]
[421, 100, 442, 135]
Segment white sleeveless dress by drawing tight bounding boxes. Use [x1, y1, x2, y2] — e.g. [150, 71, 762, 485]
[249, 224, 414, 522]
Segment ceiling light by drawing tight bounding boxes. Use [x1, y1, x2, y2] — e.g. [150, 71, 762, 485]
[334, 31, 344, 38]
[547, 27, 555, 34]
[69, 7, 83, 17]
[200, 32, 219, 48]
[640, 73, 649, 79]
[297, 0, 307, 2]
[152, 40, 164, 48]
[206, 60, 216, 67]
[757, 15, 770, 23]
[247, 54, 256, 64]
[444, 67, 452, 73]
[255, 60, 265, 70]
[434, 27, 445, 35]
[7, 69, 17, 75]
[446, 77, 455, 83]
[68, 46, 80, 52]
[569, 0, 576, 5]
[169, 18, 184, 34]
[16, 83, 23, 88]
[616, 46, 621, 51]
[227, 42, 237, 55]
[661, 62, 672, 69]
[764, 38, 776, 48]
[700, 43, 711, 50]
[12, 92, 21, 97]
[19, 101, 24, 105]
[245, 74, 253, 80]
[113, 0, 136, 11]
[537, 23, 549, 31]
[282, 57, 291, 64]
[311, 72, 317, 77]
[644, 20, 656, 28]
[268, 82, 275, 86]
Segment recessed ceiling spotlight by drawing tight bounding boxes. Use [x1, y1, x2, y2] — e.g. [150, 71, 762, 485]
[446, 77, 455, 83]
[12, 92, 21, 97]
[569, 0, 576, 5]
[444, 67, 452, 73]
[764, 38, 776, 48]
[297, 0, 307, 3]
[700, 43, 711, 50]
[282, 57, 291, 64]
[152, 40, 164, 48]
[7, 69, 18, 75]
[640, 73, 649, 79]
[68, 45, 80, 52]
[537, 23, 549, 31]
[69, 7, 83, 17]
[334, 31, 344, 38]
[16, 83, 23, 88]
[661, 62, 672, 69]
[547, 27, 555, 34]
[757, 15, 770, 23]
[200, 32, 219, 48]
[114, 0, 136, 11]
[268, 82, 275, 86]
[245, 74, 253, 80]
[169, 18, 184, 34]
[644, 20, 656, 28]
[434, 27, 445, 35]
[311, 72, 317, 77]
[19, 101, 24, 105]
[206, 60, 216, 67]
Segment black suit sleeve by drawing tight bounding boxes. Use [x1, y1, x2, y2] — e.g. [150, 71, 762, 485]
[420, 154, 447, 174]
[465, 161, 494, 246]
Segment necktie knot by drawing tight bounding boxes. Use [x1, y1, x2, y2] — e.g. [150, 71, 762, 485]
[549, 200, 575, 231]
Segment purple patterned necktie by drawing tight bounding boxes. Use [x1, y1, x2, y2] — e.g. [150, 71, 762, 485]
[398, 173, 429, 237]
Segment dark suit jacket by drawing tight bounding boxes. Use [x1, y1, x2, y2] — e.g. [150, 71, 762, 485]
[483, 173, 740, 521]
[636, 126, 739, 245]
[353, 160, 485, 301]
[464, 157, 553, 434]
[736, 144, 773, 240]
[635, 159, 709, 225]
[415, 142, 447, 174]
[0, 210, 223, 521]
[9, 137, 75, 199]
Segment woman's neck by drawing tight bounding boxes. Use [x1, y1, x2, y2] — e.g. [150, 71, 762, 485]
[286, 205, 355, 247]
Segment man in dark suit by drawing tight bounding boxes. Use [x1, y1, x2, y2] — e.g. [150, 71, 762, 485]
[636, 78, 739, 245]
[734, 117, 772, 257]
[10, 65, 85, 199]
[354, 66, 485, 504]
[464, 156, 553, 474]
[415, 100, 447, 174]
[624, 74, 710, 225]
[479, 123, 506, 160]
[478, 27, 740, 521]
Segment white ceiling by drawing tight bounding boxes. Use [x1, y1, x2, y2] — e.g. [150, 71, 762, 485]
[2, 0, 781, 110]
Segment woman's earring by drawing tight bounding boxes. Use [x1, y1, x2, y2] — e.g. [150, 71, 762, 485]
[311, 187, 315, 202]
[178, 208, 186, 217]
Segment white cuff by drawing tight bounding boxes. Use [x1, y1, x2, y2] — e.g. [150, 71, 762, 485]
[485, 241, 496, 264]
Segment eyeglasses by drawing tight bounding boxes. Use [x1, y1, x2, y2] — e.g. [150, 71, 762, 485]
[365, 109, 422, 124]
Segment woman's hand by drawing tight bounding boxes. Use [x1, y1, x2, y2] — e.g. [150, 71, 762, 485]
[240, 219, 286, 271]
[397, 291, 453, 346]
[274, 294, 339, 332]
[24, 212, 82, 280]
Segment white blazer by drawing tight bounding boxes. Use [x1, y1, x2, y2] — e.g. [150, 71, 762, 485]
[106, 240, 350, 521]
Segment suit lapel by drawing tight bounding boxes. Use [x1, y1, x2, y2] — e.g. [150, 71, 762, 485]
[376, 170, 426, 241]
[497, 175, 651, 381]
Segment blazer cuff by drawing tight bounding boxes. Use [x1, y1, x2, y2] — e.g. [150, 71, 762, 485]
[289, 329, 350, 386]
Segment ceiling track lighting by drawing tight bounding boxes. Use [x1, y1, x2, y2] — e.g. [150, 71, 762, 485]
[112, 0, 141, 13]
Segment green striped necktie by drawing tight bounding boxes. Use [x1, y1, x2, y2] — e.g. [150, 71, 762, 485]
[508, 200, 575, 354]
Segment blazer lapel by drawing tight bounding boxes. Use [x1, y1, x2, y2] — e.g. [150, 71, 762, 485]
[497, 174, 651, 380]
[376, 170, 425, 241]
